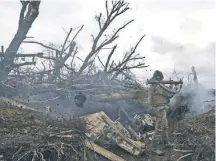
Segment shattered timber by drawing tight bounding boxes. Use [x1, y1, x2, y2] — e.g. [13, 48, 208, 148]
[0, 0, 215, 161]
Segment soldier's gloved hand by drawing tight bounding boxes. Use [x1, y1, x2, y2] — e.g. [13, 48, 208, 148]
[164, 105, 170, 110]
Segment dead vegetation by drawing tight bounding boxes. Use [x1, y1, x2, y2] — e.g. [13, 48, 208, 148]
[0, 101, 87, 161]
[0, 0, 215, 161]
[169, 109, 215, 161]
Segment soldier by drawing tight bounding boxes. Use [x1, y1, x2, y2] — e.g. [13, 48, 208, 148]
[148, 70, 176, 155]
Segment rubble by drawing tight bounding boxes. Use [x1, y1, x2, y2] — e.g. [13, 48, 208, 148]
[83, 111, 145, 156]
[1, 67, 214, 161]
[0, 78, 215, 161]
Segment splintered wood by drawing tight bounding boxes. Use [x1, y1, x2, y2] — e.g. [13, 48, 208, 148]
[82, 111, 145, 158]
[85, 140, 126, 161]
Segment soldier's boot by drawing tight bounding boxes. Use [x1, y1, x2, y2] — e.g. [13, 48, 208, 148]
[151, 134, 164, 156]
[162, 132, 172, 148]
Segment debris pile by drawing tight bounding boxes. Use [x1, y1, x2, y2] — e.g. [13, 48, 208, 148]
[169, 109, 215, 161]
[84, 111, 146, 157]
[0, 66, 215, 161]
[0, 99, 87, 161]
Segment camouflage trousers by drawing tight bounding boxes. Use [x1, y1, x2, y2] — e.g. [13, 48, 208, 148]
[151, 105, 170, 149]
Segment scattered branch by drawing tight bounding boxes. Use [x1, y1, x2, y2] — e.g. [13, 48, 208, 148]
[97, 56, 105, 67]
[176, 153, 193, 161]
[173, 149, 193, 153]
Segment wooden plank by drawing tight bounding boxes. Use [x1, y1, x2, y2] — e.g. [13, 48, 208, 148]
[85, 140, 126, 161]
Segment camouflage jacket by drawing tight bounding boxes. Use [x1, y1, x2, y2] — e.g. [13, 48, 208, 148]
[149, 80, 176, 107]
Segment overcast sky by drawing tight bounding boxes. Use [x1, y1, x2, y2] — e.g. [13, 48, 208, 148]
[0, 0, 215, 88]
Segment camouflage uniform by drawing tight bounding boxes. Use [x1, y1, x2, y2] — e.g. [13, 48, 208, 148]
[148, 75, 175, 154]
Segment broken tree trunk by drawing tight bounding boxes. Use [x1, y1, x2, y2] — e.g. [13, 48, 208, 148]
[191, 66, 198, 84]
[0, 1, 40, 80]
[93, 90, 149, 102]
[53, 42, 76, 81]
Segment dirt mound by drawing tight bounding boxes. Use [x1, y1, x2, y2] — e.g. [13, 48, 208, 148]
[170, 109, 215, 161]
[0, 103, 86, 161]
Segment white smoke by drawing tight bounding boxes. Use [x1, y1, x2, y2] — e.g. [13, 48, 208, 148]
[170, 83, 215, 116]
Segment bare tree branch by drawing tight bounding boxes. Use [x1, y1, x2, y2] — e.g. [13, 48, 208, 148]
[64, 25, 84, 52]
[96, 13, 102, 30]
[12, 62, 36, 68]
[23, 41, 59, 52]
[104, 45, 117, 72]
[23, 24, 83, 81]
[0, 52, 43, 57]
[97, 56, 105, 67]
[78, 0, 133, 75]
[97, 20, 134, 52]
[61, 28, 73, 55]
[71, 47, 79, 65]
[37, 55, 74, 72]
[107, 35, 147, 75]
[105, 0, 109, 18]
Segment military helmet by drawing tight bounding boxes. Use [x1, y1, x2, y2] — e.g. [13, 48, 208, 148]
[153, 70, 164, 81]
